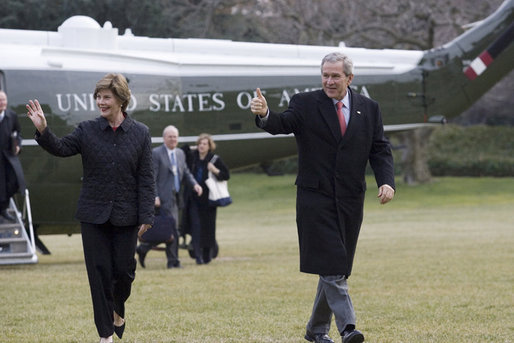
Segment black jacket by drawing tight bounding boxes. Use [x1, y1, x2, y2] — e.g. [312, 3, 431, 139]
[36, 115, 155, 226]
[188, 150, 230, 206]
[0, 109, 26, 201]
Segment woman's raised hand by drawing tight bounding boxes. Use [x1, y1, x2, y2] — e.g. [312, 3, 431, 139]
[26, 99, 48, 133]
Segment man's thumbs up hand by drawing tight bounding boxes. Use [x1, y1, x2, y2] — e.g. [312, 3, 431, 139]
[251, 88, 268, 117]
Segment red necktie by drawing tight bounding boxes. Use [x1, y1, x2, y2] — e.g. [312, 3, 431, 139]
[336, 101, 347, 136]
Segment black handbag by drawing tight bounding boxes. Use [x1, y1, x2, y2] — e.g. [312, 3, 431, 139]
[140, 210, 176, 244]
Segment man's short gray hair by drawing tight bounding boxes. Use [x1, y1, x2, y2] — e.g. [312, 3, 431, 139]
[163, 125, 179, 137]
[321, 52, 354, 76]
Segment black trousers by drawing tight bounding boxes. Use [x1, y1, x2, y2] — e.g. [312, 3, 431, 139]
[0, 157, 18, 211]
[81, 221, 138, 338]
[187, 199, 203, 263]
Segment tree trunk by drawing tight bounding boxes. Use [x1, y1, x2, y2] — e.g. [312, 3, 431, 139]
[398, 127, 434, 185]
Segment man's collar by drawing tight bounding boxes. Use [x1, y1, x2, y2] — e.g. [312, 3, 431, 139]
[166, 145, 177, 153]
[332, 89, 351, 108]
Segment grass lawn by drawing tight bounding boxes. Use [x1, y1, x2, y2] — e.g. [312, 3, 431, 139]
[1, 174, 513, 342]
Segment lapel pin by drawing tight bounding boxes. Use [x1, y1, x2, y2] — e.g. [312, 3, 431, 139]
[356, 110, 361, 115]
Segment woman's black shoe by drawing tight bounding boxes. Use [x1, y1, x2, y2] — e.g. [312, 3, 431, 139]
[114, 322, 125, 339]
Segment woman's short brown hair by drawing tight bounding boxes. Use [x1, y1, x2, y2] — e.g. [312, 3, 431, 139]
[197, 133, 216, 151]
[94, 73, 131, 112]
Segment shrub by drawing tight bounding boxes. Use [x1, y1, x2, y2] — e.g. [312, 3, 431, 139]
[427, 125, 514, 176]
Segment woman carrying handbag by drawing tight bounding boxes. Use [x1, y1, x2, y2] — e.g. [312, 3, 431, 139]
[183, 133, 229, 265]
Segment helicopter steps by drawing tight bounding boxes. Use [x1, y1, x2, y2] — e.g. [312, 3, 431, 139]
[0, 194, 38, 265]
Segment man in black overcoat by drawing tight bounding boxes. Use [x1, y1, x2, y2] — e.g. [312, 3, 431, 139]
[0, 91, 26, 221]
[251, 52, 395, 343]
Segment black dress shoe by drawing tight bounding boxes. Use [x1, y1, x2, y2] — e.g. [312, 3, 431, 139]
[136, 246, 146, 268]
[342, 329, 364, 343]
[305, 330, 334, 343]
[167, 262, 183, 269]
[114, 322, 125, 339]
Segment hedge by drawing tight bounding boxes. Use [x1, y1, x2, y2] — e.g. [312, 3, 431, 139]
[427, 125, 514, 176]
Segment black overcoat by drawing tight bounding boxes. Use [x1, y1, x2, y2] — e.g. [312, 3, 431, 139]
[0, 109, 26, 202]
[35, 115, 155, 227]
[257, 89, 395, 276]
[187, 150, 230, 247]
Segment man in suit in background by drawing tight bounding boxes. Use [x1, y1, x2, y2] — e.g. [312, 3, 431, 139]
[136, 125, 202, 269]
[250, 52, 395, 343]
[0, 90, 26, 222]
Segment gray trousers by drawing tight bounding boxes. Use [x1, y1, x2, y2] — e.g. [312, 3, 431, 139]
[306, 275, 356, 335]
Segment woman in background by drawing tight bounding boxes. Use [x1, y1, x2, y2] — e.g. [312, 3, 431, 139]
[184, 133, 229, 265]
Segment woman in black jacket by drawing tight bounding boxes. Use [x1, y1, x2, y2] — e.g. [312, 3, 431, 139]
[26, 73, 154, 343]
[185, 133, 229, 265]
